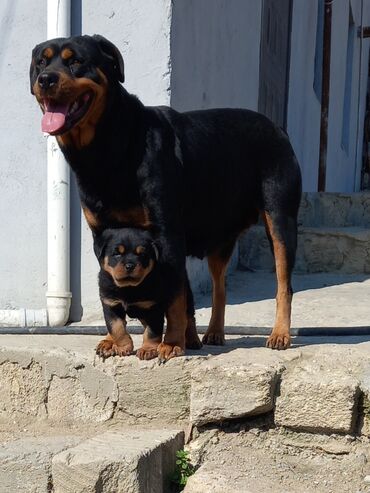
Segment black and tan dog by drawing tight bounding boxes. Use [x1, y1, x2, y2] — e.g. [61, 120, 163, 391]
[30, 35, 302, 361]
[95, 227, 196, 360]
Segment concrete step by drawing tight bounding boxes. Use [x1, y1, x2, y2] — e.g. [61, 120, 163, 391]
[239, 225, 370, 274]
[52, 430, 183, 493]
[298, 192, 370, 227]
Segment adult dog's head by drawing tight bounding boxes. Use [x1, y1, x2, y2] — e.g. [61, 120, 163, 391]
[30, 35, 124, 147]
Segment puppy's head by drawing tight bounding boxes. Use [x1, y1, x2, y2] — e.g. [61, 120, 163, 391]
[94, 228, 159, 288]
[30, 35, 124, 146]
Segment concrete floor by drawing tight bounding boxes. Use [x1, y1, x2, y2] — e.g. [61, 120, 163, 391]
[74, 271, 370, 333]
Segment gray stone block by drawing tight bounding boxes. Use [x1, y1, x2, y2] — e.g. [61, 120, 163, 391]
[190, 348, 297, 425]
[52, 429, 184, 493]
[298, 192, 370, 228]
[239, 225, 370, 274]
[275, 353, 360, 434]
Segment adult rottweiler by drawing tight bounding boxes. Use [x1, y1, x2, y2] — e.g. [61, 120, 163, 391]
[95, 227, 196, 360]
[30, 35, 302, 361]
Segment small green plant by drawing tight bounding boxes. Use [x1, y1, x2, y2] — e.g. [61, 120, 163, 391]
[170, 449, 195, 490]
[363, 397, 370, 417]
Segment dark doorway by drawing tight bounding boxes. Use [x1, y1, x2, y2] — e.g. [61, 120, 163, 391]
[258, 0, 292, 128]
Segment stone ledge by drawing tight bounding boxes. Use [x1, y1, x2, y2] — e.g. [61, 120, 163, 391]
[0, 337, 370, 438]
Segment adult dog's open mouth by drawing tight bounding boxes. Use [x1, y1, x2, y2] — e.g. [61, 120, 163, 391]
[41, 91, 93, 135]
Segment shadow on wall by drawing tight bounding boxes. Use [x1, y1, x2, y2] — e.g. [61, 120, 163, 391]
[170, 0, 262, 112]
[69, 0, 83, 322]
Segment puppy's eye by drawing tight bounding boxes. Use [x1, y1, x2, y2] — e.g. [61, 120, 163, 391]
[69, 59, 82, 73]
[37, 58, 46, 68]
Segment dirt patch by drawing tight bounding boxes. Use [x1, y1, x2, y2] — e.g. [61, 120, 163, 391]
[186, 421, 370, 493]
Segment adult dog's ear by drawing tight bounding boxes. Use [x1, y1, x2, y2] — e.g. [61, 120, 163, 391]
[29, 45, 40, 95]
[93, 34, 125, 83]
[151, 242, 160, 261]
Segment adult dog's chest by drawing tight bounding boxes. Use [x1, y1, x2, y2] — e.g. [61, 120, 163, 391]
[79, 169, 151, 232]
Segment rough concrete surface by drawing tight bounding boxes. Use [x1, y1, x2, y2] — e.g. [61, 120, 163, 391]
[0, 435, 81, 493]
[0, 346, 118, 425]
[52, 430, 183, 493]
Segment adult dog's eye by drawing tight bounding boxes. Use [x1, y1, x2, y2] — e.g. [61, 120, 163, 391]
[38, 58, 46, 68]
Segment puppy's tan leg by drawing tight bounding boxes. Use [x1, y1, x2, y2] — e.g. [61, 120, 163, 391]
[137, 325, 162, 361]
[96, 299, 133, 358]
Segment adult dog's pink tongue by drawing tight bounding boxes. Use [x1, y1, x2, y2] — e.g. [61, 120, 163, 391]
[41, 101, 70, 133]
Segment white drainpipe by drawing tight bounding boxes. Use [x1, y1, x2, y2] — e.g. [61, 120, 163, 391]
[46, 0, 72, 326]
[0, 0, 72, 327]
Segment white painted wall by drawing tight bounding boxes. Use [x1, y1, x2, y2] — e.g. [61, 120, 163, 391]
[0, 0, 47, 309]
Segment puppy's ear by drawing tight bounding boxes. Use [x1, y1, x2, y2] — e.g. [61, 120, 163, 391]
[93, 233, 107, 261]
[92, 34, 125, 83]
[151, 242, 159, 261]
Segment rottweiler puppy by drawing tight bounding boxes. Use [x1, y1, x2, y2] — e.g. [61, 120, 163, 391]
[30, 35, 302, 361]
[94, 227, 197, 360]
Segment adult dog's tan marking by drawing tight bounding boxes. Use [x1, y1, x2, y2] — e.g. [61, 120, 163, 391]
[263, 212, 292, 350]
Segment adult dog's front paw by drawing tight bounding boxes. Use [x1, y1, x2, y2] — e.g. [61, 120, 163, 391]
[266, 332, 291, 350]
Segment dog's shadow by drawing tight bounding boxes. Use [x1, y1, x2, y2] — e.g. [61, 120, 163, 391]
[187, 333, 370, 357]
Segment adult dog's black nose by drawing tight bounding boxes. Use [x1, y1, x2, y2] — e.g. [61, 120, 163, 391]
[38, 72, 59, 90]
[125, 262, 136, 273]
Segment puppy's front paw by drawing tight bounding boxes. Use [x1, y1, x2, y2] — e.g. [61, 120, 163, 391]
[157, 342, 184, 364]
[96, 337, 134, 359]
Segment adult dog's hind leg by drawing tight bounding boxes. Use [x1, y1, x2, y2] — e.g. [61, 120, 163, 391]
[203, 242, 235, 345]
[185, 273, 202, 349]
[263, 211, 297, 350]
